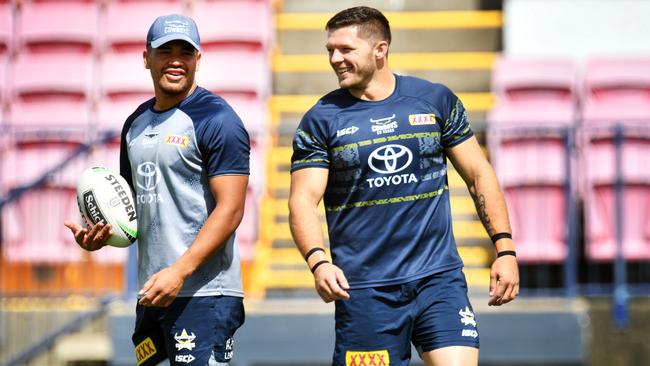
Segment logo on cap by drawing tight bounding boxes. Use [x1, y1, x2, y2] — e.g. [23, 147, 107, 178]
[164, 20, 190, 36]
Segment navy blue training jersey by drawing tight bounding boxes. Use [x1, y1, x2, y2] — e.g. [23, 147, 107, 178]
[291, 75, 473, 288]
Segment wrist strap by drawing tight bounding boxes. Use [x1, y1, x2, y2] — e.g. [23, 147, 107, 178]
[491, 232, 512, 244]
[310, 260, 330, 273]
[304, 247, 325, 261]
[497, 250, 516, 258]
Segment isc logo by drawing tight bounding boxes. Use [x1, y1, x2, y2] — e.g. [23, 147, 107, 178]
[336, 126, 359, 137]
[462, 329, 478, 338]
[175, 354, 196, 363]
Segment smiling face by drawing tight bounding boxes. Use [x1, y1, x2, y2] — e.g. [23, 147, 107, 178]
[144, 40, 201, 109]
[326, 26, 381, 93]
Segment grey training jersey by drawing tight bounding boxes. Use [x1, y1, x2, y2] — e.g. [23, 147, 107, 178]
[120, 87, 250, 297]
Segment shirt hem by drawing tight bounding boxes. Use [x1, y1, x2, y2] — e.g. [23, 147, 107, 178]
[176, 289, 244, 298]
[346, 262, 464, 289]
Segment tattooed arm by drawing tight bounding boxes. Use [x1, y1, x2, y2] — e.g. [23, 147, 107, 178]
[446, 136, 519, 306]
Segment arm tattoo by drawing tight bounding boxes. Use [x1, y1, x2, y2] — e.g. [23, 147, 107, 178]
[472, 192, 491, 229]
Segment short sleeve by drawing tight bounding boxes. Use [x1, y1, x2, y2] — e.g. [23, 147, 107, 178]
[441, 94, 473, 148]
[291, 110, 330, 172]
[198, 108, 250, 177]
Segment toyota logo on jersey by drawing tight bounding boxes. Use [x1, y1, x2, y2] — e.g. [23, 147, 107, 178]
[368, 144, 412, 174]
[366, 144, 418, 188]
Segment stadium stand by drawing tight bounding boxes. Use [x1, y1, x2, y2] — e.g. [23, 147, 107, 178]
[0, 1, 11, 54]
[581, 58, 650, 261]
[2, 186, 82, 263]
[102, 0, 185, 53]
[487, 57, 577, 263]
[17, 0, 97, 52]
[192, 0, 272, 50]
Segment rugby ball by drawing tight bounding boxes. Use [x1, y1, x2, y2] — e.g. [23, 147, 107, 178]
[76, 166, 138, 247]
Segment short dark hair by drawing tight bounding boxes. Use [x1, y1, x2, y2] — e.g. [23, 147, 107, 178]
[326, 6, 391, 45]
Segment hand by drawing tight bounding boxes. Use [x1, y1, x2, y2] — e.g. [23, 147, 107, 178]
[138, 266, 186, 307]
[488, 255, 519, 306]
[64, 220, 111, 251]
[313, 262, 350, 303]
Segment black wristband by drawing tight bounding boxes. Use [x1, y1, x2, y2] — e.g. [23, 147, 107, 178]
[310, 260, 330, 273]
[304, 247, 325, 261]
[497, 250, 516, 258]
[491, 232, 512, 244]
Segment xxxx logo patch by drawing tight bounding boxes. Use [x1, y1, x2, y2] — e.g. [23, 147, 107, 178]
[135, 337, 157, 365]
[345, 350, 389, 366]
[165, 133, 189, 148]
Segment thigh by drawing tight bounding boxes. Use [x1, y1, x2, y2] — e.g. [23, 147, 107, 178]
[161, 296, 245, 366]
[133, 305, 167, 366]
[333, 286, 413, 366]
[421, 346, 478, 366]
[412, 268, 480, 352]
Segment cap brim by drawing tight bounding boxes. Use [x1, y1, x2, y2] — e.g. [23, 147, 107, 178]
[150, 34, 200, 51]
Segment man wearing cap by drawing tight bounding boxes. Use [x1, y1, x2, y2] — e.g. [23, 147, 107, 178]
[64, 14, 250, 366]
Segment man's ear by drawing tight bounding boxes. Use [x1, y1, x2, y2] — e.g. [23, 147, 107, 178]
[196, 51, 201, 72]
[143, 49, 150, 69]
[375, 41, 389, 59]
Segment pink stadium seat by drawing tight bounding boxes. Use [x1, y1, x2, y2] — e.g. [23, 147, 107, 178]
[9, 98, 91, 128]
[96, 94, 151, 131]
[491, 138, 569, 263]
[192, 0, 271, 50]
[583, 138, 650, 261]
[505, 186, 568, 263]
[1, 140, 87, 190]
[103, 0, 184, 52]
[582, 58, 650, 124]
[0, 2, 12, 53]
[492, 57, 577, 106]
[200, 49, 270, 98]
[488, 57, 577, 128]
[99, 52, 153, 97]
[2, 187, 83, 263]
[18, 1, 97, 52]
[225, 95, 268, 137]
[11, 53, 93, 97]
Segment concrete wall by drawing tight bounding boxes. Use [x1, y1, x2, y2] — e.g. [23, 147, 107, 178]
[504, 0, 650, 60]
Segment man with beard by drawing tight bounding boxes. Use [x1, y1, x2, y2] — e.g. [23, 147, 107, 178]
[65, 14, 249, 366]
[289, 6, 519, 366]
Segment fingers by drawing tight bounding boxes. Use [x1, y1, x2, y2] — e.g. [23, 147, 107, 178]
[314, 264, 350, 303]
[80, 223, 112, 251]
[488, 275, 519, 306]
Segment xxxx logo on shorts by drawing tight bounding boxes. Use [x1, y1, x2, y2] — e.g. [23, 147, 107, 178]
[165, 133, 189, 148]
[135, 337, 157, 365]
[345, 350, 389, 366]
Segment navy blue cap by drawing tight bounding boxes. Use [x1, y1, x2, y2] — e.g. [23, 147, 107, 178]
[146, 14, 200, 51]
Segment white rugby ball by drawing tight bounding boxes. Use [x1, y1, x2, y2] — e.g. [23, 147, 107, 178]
[76, 166, 138, 247]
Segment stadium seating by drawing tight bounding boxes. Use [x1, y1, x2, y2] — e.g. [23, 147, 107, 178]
[199, 49, 270, 98]
[8, 53, 93, 128]
[102, 0, 184, 52]
[96, 51, 154, 130]
[0, 1, 12, 53]
[581, 58, 650, 124]
[192, 0, 271, 50]
[1, 139, 87, 191]
[488, 57, 577, 127]
[488, 57, 578, 263]
[17, 0, 98, 53]
[2, 187, 83, 263]
[581, 58, 650, 261]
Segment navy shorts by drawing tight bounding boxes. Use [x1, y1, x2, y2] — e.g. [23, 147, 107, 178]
[333, 267, 479, 366]
[132, 296, 245, 366]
